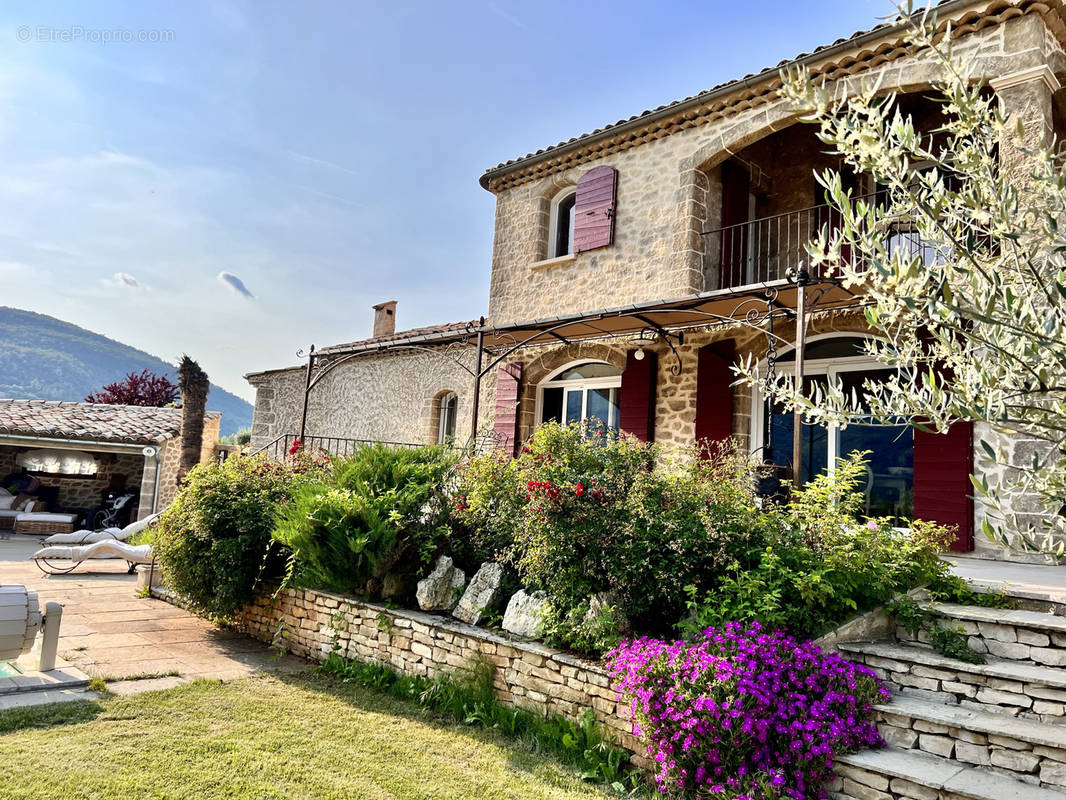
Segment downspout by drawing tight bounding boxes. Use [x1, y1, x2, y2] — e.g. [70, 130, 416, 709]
[144, 445, 162, 515]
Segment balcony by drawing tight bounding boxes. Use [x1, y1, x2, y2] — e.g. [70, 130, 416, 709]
[702, 201, 940, 291]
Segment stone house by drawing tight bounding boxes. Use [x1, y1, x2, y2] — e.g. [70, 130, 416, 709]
[246, 0, 1066, 560]
[0, 399, 221, 521]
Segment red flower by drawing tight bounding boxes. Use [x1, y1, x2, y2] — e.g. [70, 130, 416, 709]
[288, 439, 303, 456]
[574, 483, 585, 498]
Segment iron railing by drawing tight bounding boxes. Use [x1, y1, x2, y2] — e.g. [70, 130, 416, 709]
[702, 200, 941, 290]
[250, 433, 422, 461]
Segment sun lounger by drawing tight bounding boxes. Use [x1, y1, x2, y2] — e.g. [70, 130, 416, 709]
[42, 512, 161, 546]
[33, 540, 154, 575]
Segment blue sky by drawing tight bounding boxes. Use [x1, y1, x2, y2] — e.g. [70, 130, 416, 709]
[0, 0, 889, 402]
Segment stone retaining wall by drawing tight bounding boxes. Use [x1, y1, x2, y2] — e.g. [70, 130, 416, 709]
[238, 586, 643, 757]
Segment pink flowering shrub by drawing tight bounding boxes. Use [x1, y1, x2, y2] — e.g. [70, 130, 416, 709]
[607, 623, 888, 799]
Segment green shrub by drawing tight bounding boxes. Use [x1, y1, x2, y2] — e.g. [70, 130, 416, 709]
[273, 444, 456, 596]
[153, 454, 325, 618]
[680, 453, 953, 640]
[452, 423, 768, 650]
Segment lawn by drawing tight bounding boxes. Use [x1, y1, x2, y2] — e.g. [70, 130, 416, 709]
[0, 674, 615, 800]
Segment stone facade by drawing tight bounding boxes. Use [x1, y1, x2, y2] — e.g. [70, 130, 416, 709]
[237, 585, 642, 758]
[485, 13, 1066, 326]
[247, 348, 496, 451]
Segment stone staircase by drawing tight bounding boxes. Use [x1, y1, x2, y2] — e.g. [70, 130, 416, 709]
[831, 595, 1066, 800]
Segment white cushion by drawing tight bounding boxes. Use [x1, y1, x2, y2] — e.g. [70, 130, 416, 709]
[122, 512, 161, 538]
[0, 495, 14, 510]
[34, 541, 153, 564]
[45, 528, 122, 545]
[16, 512, 77, 523]
[0, 510, 22, 520]
[0, 487, 9, 496]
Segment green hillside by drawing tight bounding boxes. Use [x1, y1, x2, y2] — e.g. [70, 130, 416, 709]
[0, 306, 252, 437]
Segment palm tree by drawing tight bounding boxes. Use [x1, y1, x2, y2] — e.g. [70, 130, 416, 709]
[177, 355, 210, 484]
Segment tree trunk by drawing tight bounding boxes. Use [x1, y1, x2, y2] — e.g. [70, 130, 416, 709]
[177, 355, 210, 484]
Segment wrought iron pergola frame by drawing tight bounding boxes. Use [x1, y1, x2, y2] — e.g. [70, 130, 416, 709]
[295, 270, 861, 481]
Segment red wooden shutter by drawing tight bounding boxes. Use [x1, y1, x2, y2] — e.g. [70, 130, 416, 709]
[619, 350, 656, 442]
[573, 166, 617, 253]
[493, 363, 522, 456]
[913, 422, 974, 552]
[695, 339, 736, 444]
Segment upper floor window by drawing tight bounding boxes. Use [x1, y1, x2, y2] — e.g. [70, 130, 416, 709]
[549, 190, 577, 258]
[537, 167, 618, 264]
[437, 392, 457, 444]
[538, 361, 621, 434]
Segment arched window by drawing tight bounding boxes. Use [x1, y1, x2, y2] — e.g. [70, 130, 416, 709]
[537, 361, 622, 433]
[436, 392, 458, 444]
[548, 189, 577, 258]
[754, 334, 913, 521]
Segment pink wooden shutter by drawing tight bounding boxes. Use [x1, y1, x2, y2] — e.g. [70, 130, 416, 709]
[914, 421, 974, 552]
[695, 339, 736, 444]
[619, 350, 656, 442]
[573, 166, 618, 253]
[492, 363, 522, 456]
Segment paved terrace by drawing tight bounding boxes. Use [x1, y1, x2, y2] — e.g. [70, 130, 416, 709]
[0, 535, 306, 692]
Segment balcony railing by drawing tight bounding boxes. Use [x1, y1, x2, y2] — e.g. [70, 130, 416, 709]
[702, 202, 839, 289]
[702, 200, 940, 291]
[249, 433, 422, 460]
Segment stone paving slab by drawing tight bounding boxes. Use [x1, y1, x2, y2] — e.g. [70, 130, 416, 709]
[839, 640, 1066, 688]
[931, 603, 1066, 632]
[0, 535, 308, 684]
[948, 558, 1066, 607]
[882, 696, 1066, 751]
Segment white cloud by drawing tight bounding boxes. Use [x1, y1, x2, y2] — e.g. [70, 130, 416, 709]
[104, 271, 147, 290]
[218, 271, 254, 299]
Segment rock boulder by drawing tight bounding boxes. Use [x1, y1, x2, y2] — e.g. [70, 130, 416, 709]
[502, 589, 549, 639]
[416, 556, 466, 611]
[453, 562, 504, 625]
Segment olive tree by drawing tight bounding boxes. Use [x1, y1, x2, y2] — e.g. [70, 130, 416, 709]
[736, 6, 1066, 554]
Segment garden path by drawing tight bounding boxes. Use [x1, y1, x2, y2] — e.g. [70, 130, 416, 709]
[948, 555, 1066, 605]
[0, 534, 307, 688]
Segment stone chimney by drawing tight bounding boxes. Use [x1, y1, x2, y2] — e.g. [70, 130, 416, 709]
[373, 301, 397, 338]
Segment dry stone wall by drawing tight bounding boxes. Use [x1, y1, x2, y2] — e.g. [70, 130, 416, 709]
[238, 585, 643, 757]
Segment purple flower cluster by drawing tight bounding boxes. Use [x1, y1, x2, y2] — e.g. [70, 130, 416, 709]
[606, 622, 888, 799]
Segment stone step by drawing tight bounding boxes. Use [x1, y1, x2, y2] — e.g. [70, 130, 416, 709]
[875, 696, 1066, 787]
[833, 747, 1066, 800]
[896, 604, 1066, 666]
[839, 640, 1066, 720]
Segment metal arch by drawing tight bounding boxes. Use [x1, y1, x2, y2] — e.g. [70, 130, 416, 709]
[307, 338, 479, 390]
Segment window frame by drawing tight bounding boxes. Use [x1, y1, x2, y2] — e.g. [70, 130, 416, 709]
[750, 333, 907, 478]
[547, 188, 577, 259]
[535, 361, 622, 432]
[436, 391, 458, 444]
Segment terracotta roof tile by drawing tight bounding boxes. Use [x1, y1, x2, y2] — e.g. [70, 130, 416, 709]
[0, 399, 220, 445]
[317, 319, 481, 355]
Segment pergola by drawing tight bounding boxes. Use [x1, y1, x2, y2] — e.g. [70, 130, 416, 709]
[297, 271, 863, 485]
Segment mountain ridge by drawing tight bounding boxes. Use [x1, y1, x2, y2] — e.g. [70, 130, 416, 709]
[0, 306, 252, 437]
